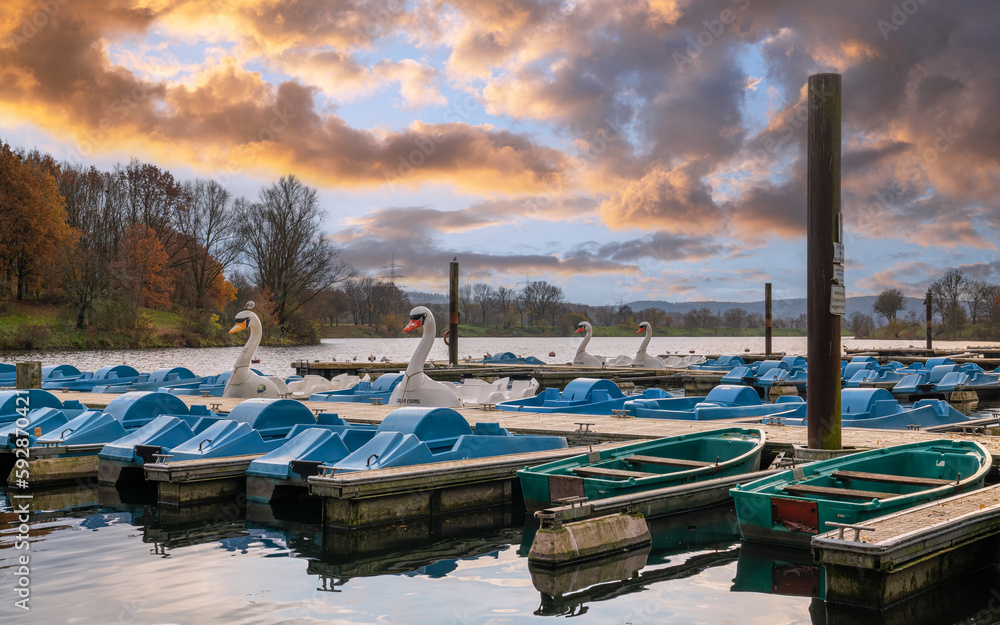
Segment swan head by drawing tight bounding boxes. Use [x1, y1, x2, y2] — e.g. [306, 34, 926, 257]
[636, 322, 651, 334]
[229, 311, 253, 334]
[404, 306, 431, 333]
[575, 321, 591, 334]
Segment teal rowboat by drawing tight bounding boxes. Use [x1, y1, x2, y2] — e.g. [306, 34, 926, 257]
[730, 439, 991, 546]
[517, 427, 765, 511]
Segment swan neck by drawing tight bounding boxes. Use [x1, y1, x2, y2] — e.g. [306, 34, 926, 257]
[235, 314, 262, 372]
[576, 325, 592, 355]
[407, 314, 436, 376]
[638, 326, 651, 354]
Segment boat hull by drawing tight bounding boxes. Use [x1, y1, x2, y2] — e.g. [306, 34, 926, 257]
[730, 439, 991, 546]
[518, 427, 764, 511]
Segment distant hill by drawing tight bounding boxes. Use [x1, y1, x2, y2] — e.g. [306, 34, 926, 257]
[405, 290, 449, 305]
[630, 296, 926, 319]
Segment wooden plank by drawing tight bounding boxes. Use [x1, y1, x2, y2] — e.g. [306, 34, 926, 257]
[623, 455, 713, 468]
[832, 470, 953, 487]
[572, 467, 657, 480]
[783, 484, 898, 500]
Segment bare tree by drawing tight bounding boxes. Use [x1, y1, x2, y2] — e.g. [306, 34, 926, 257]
[472, 282, 496, 325]
[494, 286, 516, 328]
[963, 278, 990, 325]
[872, 288, 906, 324]
[638, 307, 666, 329]
[175, 179, 241, 309]
[56, 165, 124, 328]
[522, 280, 564, 326]
[237, 176, 354, 324]
[929, 269, 967, 334]
[847, 311, 875, 338]
[723, 307, 748, 330]
[594, 304, 617, 326]
[458, 282, 475, 324]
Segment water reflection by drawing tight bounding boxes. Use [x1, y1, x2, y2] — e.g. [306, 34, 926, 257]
[732, 542, 823, 599]
[526, 505, 742, 617]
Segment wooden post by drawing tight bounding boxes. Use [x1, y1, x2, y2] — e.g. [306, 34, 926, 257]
[925, 291, 933, 351]
[806, 73, 842, 451]
[449, 258, 459, 366]
[15, 361, 42, 389]
[764, 282, 772, 357]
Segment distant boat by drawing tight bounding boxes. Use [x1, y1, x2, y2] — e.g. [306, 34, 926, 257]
[730, 439, 991, 546]
[517, 427, 765, 510]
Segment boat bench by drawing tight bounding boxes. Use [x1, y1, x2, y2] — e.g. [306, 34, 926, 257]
[783, 484, 898, 500]
[623, 455, 714, 468]
[831, 470, 953, 487]
[572, 466, 657, 480]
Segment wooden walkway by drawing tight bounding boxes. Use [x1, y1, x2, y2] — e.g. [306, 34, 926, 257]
[49, 390, 1000, 463]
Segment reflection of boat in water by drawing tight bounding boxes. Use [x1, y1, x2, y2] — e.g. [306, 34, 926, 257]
[310, 506, 522, 581]
[731, 541, 823, 598]
[526, 505, 741, 617]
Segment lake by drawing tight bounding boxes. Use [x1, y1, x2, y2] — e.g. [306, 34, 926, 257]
[1, 336, 991, 377]
[3, 336, 1000, 624]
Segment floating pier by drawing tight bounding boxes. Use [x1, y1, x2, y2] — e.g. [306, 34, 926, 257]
[812, 483, 1000, 611]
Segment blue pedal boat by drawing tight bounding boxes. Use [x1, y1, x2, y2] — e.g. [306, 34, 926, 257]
[0, 363, 14, 386]
[41, 365, 143, 392]
[495, 378, 669, 415]
[624, 385, 806, 421]
[328, 407, 568, 472]
[0, 389, 68, 423]
[33, 392, 193, 446]
[92, 367, 207, 393]
[687, 355, 747, 371]
[478, 352, 547, 365]
[309, 372, 404, 403]
[774, 388, 972, 430]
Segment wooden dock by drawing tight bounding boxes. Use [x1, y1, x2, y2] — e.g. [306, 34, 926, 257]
[813, 484, 1000, 611]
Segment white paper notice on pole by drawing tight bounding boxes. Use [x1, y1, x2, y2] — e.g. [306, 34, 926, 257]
[833, 264, 844, 285]
[832, 242, 844, 264]
[830, 284, 846, 316]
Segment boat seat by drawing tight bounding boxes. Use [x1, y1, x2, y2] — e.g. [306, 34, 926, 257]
[623, 455, 714, 468]
[572, 467, 657, 479]
[831, 470, 953, 487]
[783, 484, 897, 500]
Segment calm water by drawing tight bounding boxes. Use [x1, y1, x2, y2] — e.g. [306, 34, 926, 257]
[3, 337, 1000, 624]
[1, 336, 991, 377]
[5, 491, 1000, 625]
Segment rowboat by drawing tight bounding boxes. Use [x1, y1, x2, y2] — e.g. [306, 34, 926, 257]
[730, 439, 991, 546]
[517, 427, 765, 511]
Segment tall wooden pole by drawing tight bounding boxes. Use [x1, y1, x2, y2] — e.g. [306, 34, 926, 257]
[925, 292, 933, 351]
[449, 258, 459, 366]
[806, 73, 842, 451]
[764, 282, 772, 357]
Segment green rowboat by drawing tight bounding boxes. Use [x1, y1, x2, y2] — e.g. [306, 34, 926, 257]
[517, 427, 765, 511]
[730, 439, 991, 547]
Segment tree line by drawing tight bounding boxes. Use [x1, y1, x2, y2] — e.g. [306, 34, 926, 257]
[848, 269, 1000, 340]
[0, 141, 349, 343]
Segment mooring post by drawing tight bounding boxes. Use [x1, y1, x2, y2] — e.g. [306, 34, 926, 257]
[925, 291, 933, 351]
[765, 282, 773, 357]
[806, 73, 842, 451]
[449, 258, 459, 366]
[15, 361, 41, 389]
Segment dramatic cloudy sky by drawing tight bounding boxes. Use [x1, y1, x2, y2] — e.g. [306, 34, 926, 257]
[1, 0, 998, 304]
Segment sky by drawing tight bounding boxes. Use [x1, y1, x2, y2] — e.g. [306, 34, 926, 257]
[1, 0, 998, 305]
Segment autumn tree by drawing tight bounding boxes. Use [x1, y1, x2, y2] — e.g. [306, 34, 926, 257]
[522, 280, 564, 326]
[237, 176, 353, 324]
[115, 223, 174, 312]
[0, 143, 72, 299]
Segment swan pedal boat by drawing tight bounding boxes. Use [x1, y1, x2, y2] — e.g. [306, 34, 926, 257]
[388, 307, 540, 407]
[517, 427, 765, 511]
[730, 438, 991, 546]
